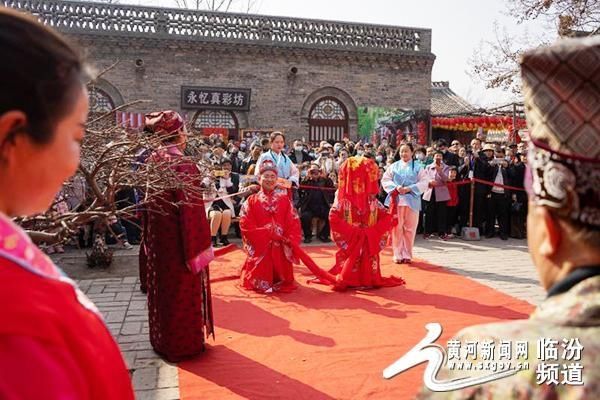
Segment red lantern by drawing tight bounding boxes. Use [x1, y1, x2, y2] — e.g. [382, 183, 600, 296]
[417, 121, 427, 145]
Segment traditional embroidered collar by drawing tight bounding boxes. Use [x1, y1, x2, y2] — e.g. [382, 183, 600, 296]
[527, 138, 600, 229]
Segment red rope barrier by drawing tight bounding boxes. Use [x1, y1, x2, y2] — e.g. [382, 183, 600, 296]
[471, 178, 525, 192]
[448, 178, 525, 192]
[298, 184, 337, 191]
[299, 179, 525, 192]
[450, 179, 473, 186]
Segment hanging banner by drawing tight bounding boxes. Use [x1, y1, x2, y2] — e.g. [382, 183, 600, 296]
[181, 86, 251, 111]
[357, 106, 398, 138]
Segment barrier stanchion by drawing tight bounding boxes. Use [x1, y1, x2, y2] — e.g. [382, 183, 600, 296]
[461, 178, 481, 240]
[469, 179, 475, 228]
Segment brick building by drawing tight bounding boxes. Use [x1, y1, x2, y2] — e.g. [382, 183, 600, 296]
[7, 0, 436, 144]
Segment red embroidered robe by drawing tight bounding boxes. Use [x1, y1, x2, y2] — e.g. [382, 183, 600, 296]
[328, 201, 405, 289]
[239, 189, 302, 293]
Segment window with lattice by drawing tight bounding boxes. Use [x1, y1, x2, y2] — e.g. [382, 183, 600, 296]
[193, 110, 237, 129]
[88, 86, 115, 113]
[310, 99, 346, 120]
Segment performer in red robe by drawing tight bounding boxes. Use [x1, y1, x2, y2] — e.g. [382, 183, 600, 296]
[239, 160, 305, 293]
[327, 157, 405, 289]
[144, 111, 215, 362]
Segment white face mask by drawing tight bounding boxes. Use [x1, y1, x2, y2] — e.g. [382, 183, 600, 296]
[417, 154, 425, 161]
[376, 155, 383, 162]
[294, 146, 303, 151]
[356, 150, 364, 156]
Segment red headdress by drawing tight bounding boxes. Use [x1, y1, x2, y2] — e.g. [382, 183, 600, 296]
[144, 110, 184, 136]
[337, 156, 380, 216]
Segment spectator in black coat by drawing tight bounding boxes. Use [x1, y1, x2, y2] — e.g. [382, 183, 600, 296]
[508, 153, 527, 239]
[240, 143, 262, 174]
[227, 143, 243, 173]
[438, 139, 460, 167]
[458, 139, 493, 232]
[298, 164, 335, 243]
[486, 148, 511, 240]
[289, 140, 314, 164]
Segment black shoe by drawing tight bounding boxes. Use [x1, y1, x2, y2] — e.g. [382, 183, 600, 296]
[485, 233, 495, 239]
[318, 236, 331, 243]
[303, 237, 312, 244]
[500, 235, 508, 241]
[212, 236, 222, 247]
[220, 235, 230, 246]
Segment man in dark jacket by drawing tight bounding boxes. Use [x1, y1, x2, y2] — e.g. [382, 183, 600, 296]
[227, 143, 243, 173]
[508, 153, 527, 238]
[289, 140, 313, 164]
[458, 139, 492, 232]
[438, 139, 460, 168]
[240, 143, 262, 175]
[486, 148, 511, 240]
[298, 164, 334, 243]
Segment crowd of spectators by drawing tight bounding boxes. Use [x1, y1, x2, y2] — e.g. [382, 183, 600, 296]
[198, 132, 528, 246]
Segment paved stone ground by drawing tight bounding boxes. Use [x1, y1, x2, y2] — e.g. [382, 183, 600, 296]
[413, 236, 546, 304]
[56, 236, 543, 399]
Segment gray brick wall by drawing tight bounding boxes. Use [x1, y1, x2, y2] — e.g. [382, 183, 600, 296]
[76, 36, 433, 143]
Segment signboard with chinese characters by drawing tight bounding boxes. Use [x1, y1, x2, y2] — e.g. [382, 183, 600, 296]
[181, 86, 251, 111]
[485, 129, 510, 143]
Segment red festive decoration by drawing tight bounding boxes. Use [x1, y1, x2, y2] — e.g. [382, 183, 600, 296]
[430, 115, 527, 134]
[417, 121, 427, 145]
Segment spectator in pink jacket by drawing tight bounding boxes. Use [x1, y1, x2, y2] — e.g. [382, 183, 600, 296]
[422, 151, 450, 240]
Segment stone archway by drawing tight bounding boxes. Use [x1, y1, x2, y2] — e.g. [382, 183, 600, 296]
[301, 87, 358, 143]
[88, 78, 124, 113]
[191, 109, 240, 130]
[308, 97, 348, 145]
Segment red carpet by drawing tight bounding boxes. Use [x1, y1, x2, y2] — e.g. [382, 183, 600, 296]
[179, 246, 535, 400]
